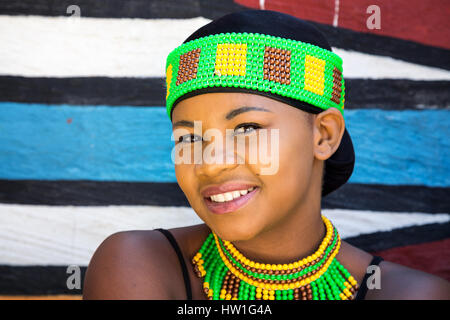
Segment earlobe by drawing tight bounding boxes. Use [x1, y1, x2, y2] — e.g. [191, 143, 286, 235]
[313, 108, 345, 161]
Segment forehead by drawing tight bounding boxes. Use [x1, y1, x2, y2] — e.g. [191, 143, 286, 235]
[171, 92, 291, 121]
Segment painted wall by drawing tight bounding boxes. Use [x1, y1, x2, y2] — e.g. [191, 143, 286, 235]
[0, 1, 449, 298]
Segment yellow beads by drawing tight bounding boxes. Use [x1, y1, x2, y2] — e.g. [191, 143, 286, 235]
[255, 287, 276, 300]
[193, 253, 206, 276]
[304, 54, 325, 95]
[339, 293, 348, 300]
[220, 288, 227, 299]
[193, 252, 202, 262]
[165, 64, 173, 99]
[348, 276, 357, 286]
[214, 43, 247, 77]
[220, 215, 334, 272]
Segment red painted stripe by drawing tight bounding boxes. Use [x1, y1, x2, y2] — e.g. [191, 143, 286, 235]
[371, 238, 450, 281]
[235, 0, 450, 49]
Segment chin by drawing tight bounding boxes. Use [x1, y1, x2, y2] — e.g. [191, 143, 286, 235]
[207, 216, 263, 242]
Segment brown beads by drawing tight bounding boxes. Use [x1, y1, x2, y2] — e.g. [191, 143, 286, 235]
[176, 48, 201, 86]
[331, 67, 342, 104]
[220, 270, 241, 300]
[292, 284, 313, 300]
[193, 263, 203, 278]
[263, 46, 291, 85]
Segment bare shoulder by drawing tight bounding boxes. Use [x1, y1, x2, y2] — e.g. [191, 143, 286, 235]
[367, 259, 450, 300]
[82, 229, 185, 299]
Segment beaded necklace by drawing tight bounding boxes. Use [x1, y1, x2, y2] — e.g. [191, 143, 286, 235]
[192, 215, 359, 300]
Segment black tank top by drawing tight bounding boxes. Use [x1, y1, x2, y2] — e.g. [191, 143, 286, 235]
[154, 228, 192, 300]
[154, 228, 383, 300]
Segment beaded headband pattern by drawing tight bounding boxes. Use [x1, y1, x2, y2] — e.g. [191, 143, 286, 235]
[165, 32, 345, 119]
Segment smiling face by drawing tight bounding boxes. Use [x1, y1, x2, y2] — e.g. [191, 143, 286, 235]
[171, 92, 340, 242]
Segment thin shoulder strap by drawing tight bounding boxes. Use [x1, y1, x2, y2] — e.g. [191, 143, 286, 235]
[355, 255, 384, 300]
[154, 228, 193, 300]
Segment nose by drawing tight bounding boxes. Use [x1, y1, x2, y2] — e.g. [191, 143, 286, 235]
[194, 134, 240, 178]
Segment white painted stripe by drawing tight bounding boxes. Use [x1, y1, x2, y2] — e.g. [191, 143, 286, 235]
[0, 15, 210, 78]
[1, 15, 449, 80]
[259, 0, 265, 10]
[0, 204, 448, 266]
[324, 209, 449, 237]
[333, 0, 340, 27]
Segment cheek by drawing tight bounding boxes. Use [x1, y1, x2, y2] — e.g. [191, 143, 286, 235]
[283, 135, 314, 185]
[175, 164, 196, 203]
[175, 163, 209, 222]
[259, 126, 315, 214]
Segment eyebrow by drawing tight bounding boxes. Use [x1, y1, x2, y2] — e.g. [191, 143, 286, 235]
[225, 106, 272, 120]
[172, 119, 194, 128]
[172, 106, 272, 128]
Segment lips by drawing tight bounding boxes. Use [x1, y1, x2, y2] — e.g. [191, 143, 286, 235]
[201, 182, 258, 198]
[201, 182, 260, 215]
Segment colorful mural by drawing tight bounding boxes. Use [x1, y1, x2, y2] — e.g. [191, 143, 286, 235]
[0, 0, 448, 299]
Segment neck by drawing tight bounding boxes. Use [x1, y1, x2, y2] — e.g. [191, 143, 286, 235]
[229, 178, 325, 265]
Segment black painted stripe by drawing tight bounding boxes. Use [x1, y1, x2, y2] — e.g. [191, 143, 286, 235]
[0, 222, 448, 294]
[0, 179, 190, 207]
[0, 76, 166, 107]
[0, 180, 449, 213]
[0, 76, 448, 109]
[0, 0, 247, 19]
[0, 0, 448, 69]
[345, 222, 450, 252]
[0, 265, 86, 295]
[323, 184, 450, 214]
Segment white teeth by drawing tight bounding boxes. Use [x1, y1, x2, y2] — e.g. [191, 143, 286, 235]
[232, 191, 241, 198]
[209, 187, 257, 203]
[224, 192, 233, 201]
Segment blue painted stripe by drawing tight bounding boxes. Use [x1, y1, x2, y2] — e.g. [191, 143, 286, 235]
[344, 109, 450, 186]
[0, 102, 448, 186]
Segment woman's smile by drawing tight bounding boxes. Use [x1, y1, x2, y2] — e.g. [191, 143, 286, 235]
[201, 182, 260, 214]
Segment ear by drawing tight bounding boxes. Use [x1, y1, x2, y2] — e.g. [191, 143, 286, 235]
[312, 108, 345, 161]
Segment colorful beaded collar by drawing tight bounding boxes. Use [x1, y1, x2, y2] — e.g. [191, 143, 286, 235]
[165, 32, 345, 120]
[192, 215, 359, 300]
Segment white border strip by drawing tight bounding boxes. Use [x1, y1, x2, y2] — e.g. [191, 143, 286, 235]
[1, 15, 449, 79]
[0, 203, 448, 266]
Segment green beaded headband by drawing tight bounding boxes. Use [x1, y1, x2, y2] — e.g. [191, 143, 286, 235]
[165, 32, 345, 119]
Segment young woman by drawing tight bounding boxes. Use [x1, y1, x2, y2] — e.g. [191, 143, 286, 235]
[83, 10, 450, 300]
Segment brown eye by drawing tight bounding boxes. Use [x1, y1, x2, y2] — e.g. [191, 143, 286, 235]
[179, 133, 202, 143]
[234, 123, 261, 135]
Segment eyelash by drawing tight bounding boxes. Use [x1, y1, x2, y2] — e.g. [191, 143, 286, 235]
[233, 122, 262, 135]
[178, 133, 201, 144]
[177, 123, 262, 144]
